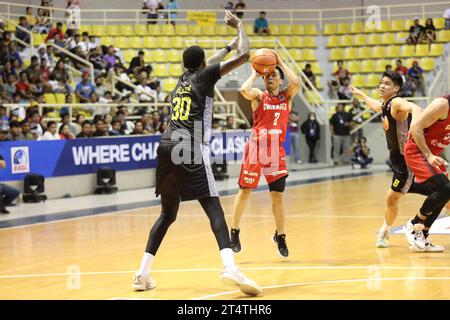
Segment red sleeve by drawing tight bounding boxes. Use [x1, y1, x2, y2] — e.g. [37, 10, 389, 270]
[45, 29, 55, 42]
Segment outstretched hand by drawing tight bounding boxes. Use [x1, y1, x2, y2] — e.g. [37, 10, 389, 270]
[224, 10, 241, 29]
[348, 84, 364, 98]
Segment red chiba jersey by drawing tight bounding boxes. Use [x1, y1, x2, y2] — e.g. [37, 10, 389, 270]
[251, 90, 290, 143]
[423, 96, 450, 155]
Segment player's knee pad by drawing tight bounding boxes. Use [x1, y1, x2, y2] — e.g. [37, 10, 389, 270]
[269, 176, 287, 193]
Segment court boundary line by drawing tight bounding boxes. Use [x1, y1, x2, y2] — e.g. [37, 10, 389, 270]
[0, 169, 387, 229]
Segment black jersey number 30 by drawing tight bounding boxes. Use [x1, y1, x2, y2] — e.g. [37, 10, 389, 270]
[171, 97, 192, 121]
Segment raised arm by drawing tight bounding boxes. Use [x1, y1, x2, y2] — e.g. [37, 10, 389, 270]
[274, 51, 300, 100]
[207, 37, 238, 65]
[219, 10, 250, 77]
[410, 97, 449, 167]
[239, 69, 262, 110]
[348, 84, 382, 113]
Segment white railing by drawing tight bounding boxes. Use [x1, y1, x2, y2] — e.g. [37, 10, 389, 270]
[110, 74, 157, 102]
[0, 1, 448, 28]
[0, 13, 33, 52]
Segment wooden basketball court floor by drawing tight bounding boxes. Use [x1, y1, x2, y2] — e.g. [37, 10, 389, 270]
[1, 172, 449, 300]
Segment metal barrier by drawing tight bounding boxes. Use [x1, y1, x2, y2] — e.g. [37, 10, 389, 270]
[0, 13, 33, 53]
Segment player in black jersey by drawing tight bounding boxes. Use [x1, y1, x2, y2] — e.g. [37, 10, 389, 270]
[349, 71, 433, 248]
[132, 11, 261, 296]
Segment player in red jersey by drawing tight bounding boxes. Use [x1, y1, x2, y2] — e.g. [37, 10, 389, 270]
[403, 95, 450, 252]
[229, 51, 299, 258]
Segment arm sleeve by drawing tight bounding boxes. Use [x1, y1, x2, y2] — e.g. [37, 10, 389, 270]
[0, 155, 4, 161]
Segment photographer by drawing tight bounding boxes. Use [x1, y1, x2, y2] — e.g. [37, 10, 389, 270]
[0, 153, 21, 214]
[350, 137, 373, 169]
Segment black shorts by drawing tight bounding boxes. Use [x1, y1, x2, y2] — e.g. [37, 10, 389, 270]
[389, 151, 414, 194]
[155, 144, 219, 201]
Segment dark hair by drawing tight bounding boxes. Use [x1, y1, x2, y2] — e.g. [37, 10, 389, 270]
[138, 50, 145, 55]
[75, 114, 84, 122]
[58, 123, 68, 134]
[82, 120, 92, 127]
[116, 110, 126, 117]
[396, 59, 402, 63]
[385, 64, 392, 69]
[112, 120, 121, 126]
[260, 11, 266, 15]
[47, 121, 57, 128]
[61, 114, 70, 120]
[183, 46, 205, 70]
[31, 56, 39, 61]
[382, 71, 403, 89]
[9, 120, 20, 128]
[95, 119, 105, 126]
[82, 31, 89, 37]
[337, 60, 343, 64]
[425, 17, 435, 28]
[305, 63, 311, 68]
[93, 114, 103, 123]
[56, 22, 63, 27]
[275, 66, 285, 80]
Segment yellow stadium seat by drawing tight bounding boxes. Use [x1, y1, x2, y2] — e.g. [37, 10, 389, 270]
[303, 36, 316, 48]
[354, 34, 367, 46]
[243, 24, 253, 35]
[303, 24, 318, 35]
[343, 47, 358, 60]
[174, 24, 188, 36]
[143, 37, 157, 48]
[33, 34, 45, 47]
[386, 45, 401, 58]
[366, 74, 380, 88]
[270, 24, 280, 35]
[400, 45, 415, 57]
[292, 24, 304, 35]
[341, 35, 354, 47]
[79, 25, 91, 35]
[369, 89, 379, 100]
[351, 74, 365, 88]
[197, 37, 213, 49]
[420, 57, 435, 71]
[55, 93, 65, 104]
[148, 24, 161, 35]
[288, 49, 302, 61]
[100, 36, 114, 46]
[336, 23, 350, 34]
[395, 32, 409, 44]
[106, 25, 120, 36]
[330, 48, 344, 61]
[44, 93, 56, 104]
[323, 23, 337, 35]
[437, 30, 450, 42]
[372, 46, 386, 58]
[158, 37, 171, 49]
[153, 50, 167, 63]
[161, 24, 175, 36]
[168, 64, 183, 77]
[279, 36, 291, 47]
[129, 37, 142, 49]
[429, 43, 444, 56]
[310, 62, 322, 75]
[135, 24, 148, 36]
[91, 25, 107, 36]
[361, 60, 376, 73]
[171, 37, 184, 49]
[119, 25, 133, 36]
[306, 91, 321, 105]
[414, 44, 428, 57]
[115, 36, 128, 48]
[122, 49, 136, 63]
[215, 24, 228, 36]
[434, 17, 445, 30]
[279, 24, 292, 35]
[290, 37, 303, 48]
[372, 20, 389, 33]
[188, 25, 202, 36]
[381, 33, 395, 45]
[302, 49, 316, 61]
[390, 20, 406, 32]
[327, 36, 340, 48]
[251, 37, 265, 48]
[315, 77, 323, 90]
[367, 34, 381, 45]
[152, 63, 168, 77]
[23, 59, 31, 68]
[375, 59, 391, 72]
[166, 49, 181, 63]
[144, 50, 154, 61]
[357, 47, 371, 60]
[202, 25, 216, 36]
[347, 61, 361, 73]
[163, 78, 178, 93]
[350, 22, 364, 34]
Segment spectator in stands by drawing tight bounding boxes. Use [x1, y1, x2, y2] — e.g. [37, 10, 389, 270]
[0, 125, 10, 142]
[406, 17, 424, 45]
[16, 71, 34, 100]
[25, 7, 36, 27]
[88, 46, 106, 75]
[328, 60, 350, 98]
[288, 110, 302, 164]
[152, 110, 161, 132]
[129, 50, 146, 78]
[130, 120, 149, 135]
[15, 17, 31, 47]
[155, 83, 165, 102]
[385, 64, 392, 72]
[301, 112, 320, 163]
[141, 112, 155, 134]
[8, 120, 24, 141]
[350, 98, 364, 138]
[75, 71, 96, 103]
[8, 42, 23, 68]
[401, 73, 417, 98]
[234, 0, 246, 19]
[3, 74, 17, 98]
[39, 121, 60, 140]
[445, 6, 450, 30]
[395, 59, 408, 76]
[21, 121, 34, 140]
[225, 115, 235, 130]
[59, 114, 77, 135]
[337, 77, 352, 100]
[254, 11, 270, 35]
[167, 0, 179, 26]
[58, 123, 75, 139]
[88, 35, 97, 51]
[351, 136, 373, 169]
[423, 18, 436, 47]
[135, 77, 155, 102]
[109, 120, 122, 136]
[40, 58, 51, 83]
[408, 60, 425, 96]
[103, 46, 118, 71]
[34, 8, 51, 34]
[143, 0, 161, 25]
[330, 103, 352, 165]
[159, 120, 168, 134]
[0, 105, 8, 126]
[76, 120, 92, 138]
[95, 75, 107, 98]
[1, 61, 15, 83]
[160, 106, 170, 122]
[92, 118, 109, 137]
[79, 32, 90, 55]
[303, 63, 316, 89]
[46, 22, 64, 43]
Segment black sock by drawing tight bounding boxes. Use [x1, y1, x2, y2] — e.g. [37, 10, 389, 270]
[411, 215, 425, 225]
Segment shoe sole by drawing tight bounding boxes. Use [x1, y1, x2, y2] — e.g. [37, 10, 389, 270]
[403, 226, 426, 251]
[408, 245, 444, 252]
[376, 241, 389, 248]
[220, 274, 261, 296]
[271, 235, 288, 259]
[132, 279, 156, 291]
[231, 243, 242, 253]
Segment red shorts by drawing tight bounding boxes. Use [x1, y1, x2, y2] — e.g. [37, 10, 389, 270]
[238, 140, 288, 189]
[404, 140, 446, 184]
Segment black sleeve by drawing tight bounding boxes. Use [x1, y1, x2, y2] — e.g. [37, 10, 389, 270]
[198, 63, 221, 87]
[0, 154, 4, 161]
[329, 114, 336, 125]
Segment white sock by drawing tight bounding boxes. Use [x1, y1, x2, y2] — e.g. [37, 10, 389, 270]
[137, 252, 154, 276]
[220, 248, 236, 270]
[379, 222, 390, 233]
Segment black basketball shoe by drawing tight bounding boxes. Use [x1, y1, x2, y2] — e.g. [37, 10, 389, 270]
[230, 228, 241, 253]
[272, 231, 289, 258]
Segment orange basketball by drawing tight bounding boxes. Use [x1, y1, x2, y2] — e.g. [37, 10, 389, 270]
[251, 49, 278, 76]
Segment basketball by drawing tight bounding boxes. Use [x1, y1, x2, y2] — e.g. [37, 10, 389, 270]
[251, 49, 278, 76]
